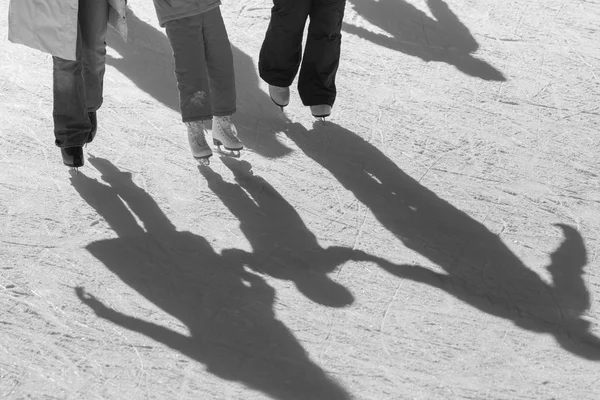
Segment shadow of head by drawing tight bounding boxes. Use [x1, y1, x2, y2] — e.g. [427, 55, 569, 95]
[294, 265, 355, 307]
[344, 0, 506, 81]
[200, 156, 356, 308]
[286, 122, 599, 360]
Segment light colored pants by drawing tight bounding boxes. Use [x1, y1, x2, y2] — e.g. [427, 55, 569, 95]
[164, 7, 236, 122]
[53, 0, 109, 147]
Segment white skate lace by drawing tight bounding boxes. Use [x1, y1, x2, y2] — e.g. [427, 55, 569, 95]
[216, 116, 238, 141]
[192, 131, 208, 147]
[186, 122, 209, 147]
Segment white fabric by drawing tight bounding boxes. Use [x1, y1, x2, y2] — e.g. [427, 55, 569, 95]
[8, 0, 128, 61]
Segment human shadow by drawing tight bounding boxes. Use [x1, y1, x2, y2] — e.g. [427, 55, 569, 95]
[106, 9, 292, 158]
[198, 157, 401, 307]
[345, 0, 506, 81]
[70, 157, 352, 400]
[284, 121, 600, 360]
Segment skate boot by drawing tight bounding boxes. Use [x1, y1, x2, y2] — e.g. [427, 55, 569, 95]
[269, 85, 290, 110]
[310, 105, 332, 121]
[212, 115, 243, 157]
[61, 146, 84, 168]
[186, 121, 213, 165]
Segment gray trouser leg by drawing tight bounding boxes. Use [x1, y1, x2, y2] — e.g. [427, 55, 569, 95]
[165, 8, 236, 122]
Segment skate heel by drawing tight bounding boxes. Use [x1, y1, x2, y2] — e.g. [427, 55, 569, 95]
[310, 105, 332, 121]
[269, 85, 290, 110]
[61, 146, 84, 168]
[194, 154, 212, 166]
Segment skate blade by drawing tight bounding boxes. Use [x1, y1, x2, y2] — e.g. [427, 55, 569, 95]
[194, 156, 211, 166]
[213, 139, 243, 158]
[215, 145, 242, 158]
[68, 167, 80, 176]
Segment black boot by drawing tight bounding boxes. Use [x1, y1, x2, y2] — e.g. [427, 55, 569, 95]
[61, 146, 84, 167]
[86, 111, 97, 143]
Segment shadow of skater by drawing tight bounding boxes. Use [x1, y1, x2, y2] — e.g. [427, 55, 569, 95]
[284, 121, 600, 360]
[198, 157, 400, 308]
[70, 157, 352, 400]
[344, 0, 506, 81]
[106, 9, 292, 158]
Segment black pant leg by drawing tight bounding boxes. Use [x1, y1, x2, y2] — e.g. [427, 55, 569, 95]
[258, 0, 311, 87]
[298, 0, 346, 106]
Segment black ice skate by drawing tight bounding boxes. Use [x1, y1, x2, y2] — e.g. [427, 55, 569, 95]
[61, 146, 84, 170]
[310, 105, 332, 121]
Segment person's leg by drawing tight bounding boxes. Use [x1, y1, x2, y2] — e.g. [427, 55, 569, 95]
[258, 0, 311, 87]
[202, 7, 236, 117]
[201, 8, 242, 153]
[53, 0, 109, 148]
[79, 0, 109, 143]
[165, 15, 213, 122]
[298, 0, 346, 106]
[80, 0, 109, 111]
[53, 25, 90, 148]
[165, 15, 215, 163]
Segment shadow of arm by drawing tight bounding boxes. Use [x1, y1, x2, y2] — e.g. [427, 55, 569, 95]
[426, 0, 478, 49]
[76, 287, 189, 353]
[323, 246, 447, 289]
[343, 248, 448, 288]
[342, 22, 438, 55]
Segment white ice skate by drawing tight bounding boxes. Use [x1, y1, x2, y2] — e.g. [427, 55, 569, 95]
[186, 121, 212, 165]
[310, 104, 332, 121]
[212, 115, 243, 157]
[269, 85, 290, 110]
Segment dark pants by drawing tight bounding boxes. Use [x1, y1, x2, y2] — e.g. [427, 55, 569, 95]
[53, 0, 109, 148]
[259, 0, 346, 107]
[164, 8, 236, 122]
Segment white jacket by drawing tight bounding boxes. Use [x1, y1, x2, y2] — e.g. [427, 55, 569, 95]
[8, 0, 128, 61]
